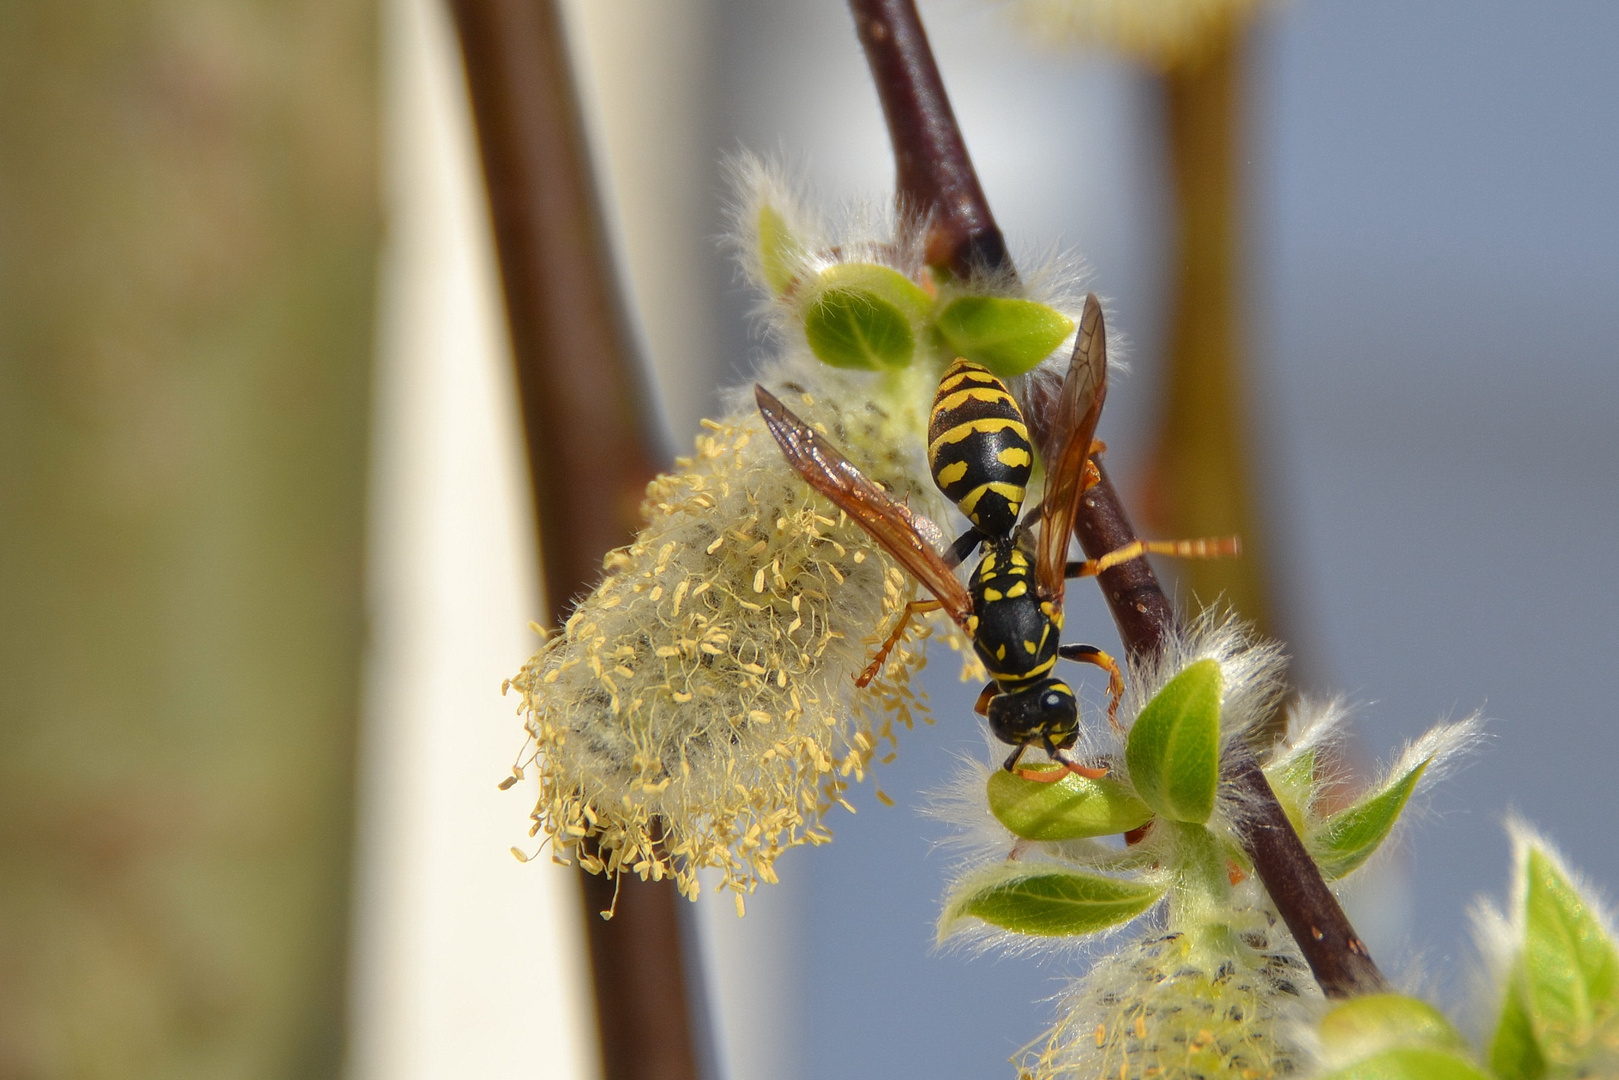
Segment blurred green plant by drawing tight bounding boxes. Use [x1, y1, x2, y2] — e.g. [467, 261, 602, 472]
[0, 0, 377, 1076]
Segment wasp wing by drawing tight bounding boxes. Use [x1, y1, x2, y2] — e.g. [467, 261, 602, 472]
[1035, 293, 1108, 603]
[755, 385, 974, 628]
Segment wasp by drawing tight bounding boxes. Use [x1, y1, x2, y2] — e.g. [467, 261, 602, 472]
[757, 294, 1236, 780]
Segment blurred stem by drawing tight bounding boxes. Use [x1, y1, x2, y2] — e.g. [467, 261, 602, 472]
[1159, 21, 1309, 757]
[1146, 28, 1275, 636]
[444, 3, 697, 1080]
[850, 0, 1386, 1000]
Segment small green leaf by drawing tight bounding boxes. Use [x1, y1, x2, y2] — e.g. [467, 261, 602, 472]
[804, 288, 915, 370]
[1517, 847, 1619, 1065]
[1319, 994, 1470, 1058]
[986, 768, 1152, 841]
[1266, 746, 1316, 836]
[800, 264, 932, 371]
[1269, 745, 1317, 799]
[757, 204, 800, 295]
[1125, 658, 1222, 824]
[818, 262, 933, 317]
[1318, 1048, 1493, 1080]
[935, 296, 1075, 378]
[939, 865, 1163, 940]
[1309, 758, 1429, 880]
[1489, 975, 1548, 1080]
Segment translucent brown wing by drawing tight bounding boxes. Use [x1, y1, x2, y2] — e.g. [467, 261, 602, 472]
[755, 385, 973, 629]
[1035, 293, 1108, 603]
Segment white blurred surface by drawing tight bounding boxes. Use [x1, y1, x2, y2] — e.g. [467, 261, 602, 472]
[347, 0, 598, 1076]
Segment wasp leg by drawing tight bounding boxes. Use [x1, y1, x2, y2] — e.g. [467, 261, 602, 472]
[1058, 643, 1124, 731]
[1002, 744, 1027, 772]
[946, 528, 985, 570]
[973, 682, 998, 717]
[1016, 741, 1109, 782]
[855, 599, 944, 687]
[1064, 535, 1242, 580]
[1050, 746, 1109, 780]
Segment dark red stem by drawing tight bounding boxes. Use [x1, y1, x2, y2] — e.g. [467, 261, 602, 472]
[444, 1, 700, 1077]
[848, 0, 1010, 277]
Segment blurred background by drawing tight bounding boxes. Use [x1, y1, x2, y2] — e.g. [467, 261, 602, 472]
[2, 1, 1616, 1078]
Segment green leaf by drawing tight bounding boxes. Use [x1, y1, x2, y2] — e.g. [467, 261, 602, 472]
[818, 262, 933, 316]
[756, 204, 800, 295]
[986, 767, 1152, 841]
[1489, 974, 1548, 1080]
[1266, 746, 1316, 836]
[804, 288, 915, 370]
[1319, 994, 1470, 1057]
[1318, 1048, 1493, 1080]
[1125, 658, 1222, 824]
[1517, 847, 1619, 1065]
[934, 296, 1075, 378]
[1317, 995, 1489, 1080]
[1274, 746, 1317, 790]
[938, 865, 1163, 940]
[801, 264, 933, 371]
[1309, 758, 1428, 880]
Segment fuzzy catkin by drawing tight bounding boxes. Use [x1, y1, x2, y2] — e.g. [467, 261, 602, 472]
[509, 357, 958, 904]
[1024, 918, 1316, 1080]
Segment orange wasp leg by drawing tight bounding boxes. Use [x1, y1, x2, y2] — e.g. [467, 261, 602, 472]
[855, 598, 944, 688]
[1013, 746, 1109, 783]
[1064, 535, 1242, 580]
[973, 682, 997, 716]
[1057, 643, 1125, 732]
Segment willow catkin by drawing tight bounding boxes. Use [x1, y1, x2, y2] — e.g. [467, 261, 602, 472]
[509, 357, 965, 904]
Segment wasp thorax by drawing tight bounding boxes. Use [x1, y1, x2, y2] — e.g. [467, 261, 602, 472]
[926, 359, 1033, 537]
[987, 678, 1078, 749]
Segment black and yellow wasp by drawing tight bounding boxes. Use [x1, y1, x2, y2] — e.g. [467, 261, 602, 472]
[757, 295, 1233, 779]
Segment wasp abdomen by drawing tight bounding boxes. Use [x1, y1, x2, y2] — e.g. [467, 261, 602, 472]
[927, 360, 1033, 537]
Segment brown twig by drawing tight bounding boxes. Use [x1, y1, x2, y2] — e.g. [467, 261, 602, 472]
[848, 0, 1010, 278]
[445, 2, 700, 1077]
[848, 0, 1386, 999]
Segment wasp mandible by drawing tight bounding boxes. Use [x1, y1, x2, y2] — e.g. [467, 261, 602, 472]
[757, 294, 1236, 780]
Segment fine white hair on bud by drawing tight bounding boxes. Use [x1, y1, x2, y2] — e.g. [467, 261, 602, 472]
[724, 152, 929, 333]
[510, 352, 960, 903]
[998, 0, 1272, 69]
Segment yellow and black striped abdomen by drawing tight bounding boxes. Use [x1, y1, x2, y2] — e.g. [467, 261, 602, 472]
[926, 360, 1033, 537]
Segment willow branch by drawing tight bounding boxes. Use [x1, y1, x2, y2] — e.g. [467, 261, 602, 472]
[445, 2, 699, 1077]
[1075, 461, 1386, 998]
[850, 0, 1386, 999]
[848, 0, 1010, 277]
